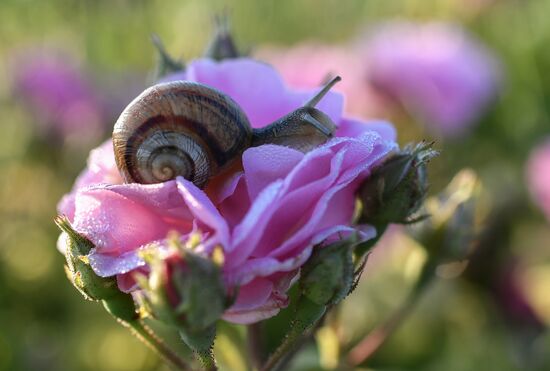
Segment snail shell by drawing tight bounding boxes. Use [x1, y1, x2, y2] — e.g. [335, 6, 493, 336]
[113, 77, 340, 188]
[113, 81, 252, 188]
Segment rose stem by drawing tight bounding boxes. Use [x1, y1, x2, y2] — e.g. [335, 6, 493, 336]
[261, 297, 326, 371]
[126, 319, 191, 370]
[272, 313, 328, 371]
[194, 348, 217, 371]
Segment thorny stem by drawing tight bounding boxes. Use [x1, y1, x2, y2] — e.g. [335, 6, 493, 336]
[127, 319, 191, 370]
[260, 328, 298, 371]
[261, 329, 303, 371]
[261, 298, 326, 371]
[194, 348, 217, 371]
[346, 263, 436, 367]
[274, 310, 330, 371]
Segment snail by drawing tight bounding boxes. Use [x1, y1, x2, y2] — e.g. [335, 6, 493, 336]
[113, 76, 341, 188]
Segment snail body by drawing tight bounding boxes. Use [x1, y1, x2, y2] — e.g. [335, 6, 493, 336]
[251, 106, 336, 152]
[113, 77, 340, 188]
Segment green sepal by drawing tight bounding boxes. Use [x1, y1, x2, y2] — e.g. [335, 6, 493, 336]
[203, 13, 241, 61]
[300, 239, 356, 307]
[55, 215, 93, 255]
[292, 296, 327, 333]
[102, 293, 138, 323]
[179, 324, 216, 354]
[55, 216, 123, 302]
[180, 325, 217, 371]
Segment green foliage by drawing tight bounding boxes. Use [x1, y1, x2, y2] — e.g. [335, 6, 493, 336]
[55, 216, 119, 301]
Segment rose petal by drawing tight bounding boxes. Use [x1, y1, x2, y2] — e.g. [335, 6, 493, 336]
[227, 180, 283, 264]
[242, 144, 304, 200]
[176, 177, 230, 250]
[336, 118, 397, 142]
[73, 181, 191, 255]
[223, 276, 290, 324]
[186, 58, 343, 128]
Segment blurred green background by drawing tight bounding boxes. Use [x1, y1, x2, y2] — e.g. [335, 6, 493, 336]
[1, 0, 549, 370]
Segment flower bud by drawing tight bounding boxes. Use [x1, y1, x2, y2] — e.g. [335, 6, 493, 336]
[151, 34, 185, 80]
[299, 239, 356, 306]
[137, 235, 227, 335]
[203, 14, 240, 61]
[359, 142, 438, 225]
[55, 216, 121, 301]
[410, 169, 487, 264]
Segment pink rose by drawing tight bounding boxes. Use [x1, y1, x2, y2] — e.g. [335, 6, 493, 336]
[58, 58, 397, 324]
[527, 139, 550, 222]
[364, 21, 500, 138]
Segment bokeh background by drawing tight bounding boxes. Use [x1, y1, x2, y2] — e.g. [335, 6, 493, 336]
[1, 0, 549, 370]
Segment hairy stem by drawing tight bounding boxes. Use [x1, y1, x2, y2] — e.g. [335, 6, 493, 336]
[261, 330, 299, 371]
[127, 320, 191, 370]
[194, 348, 217, 371]
[274, 316, 327, 371]
[261, 298, 326, 371]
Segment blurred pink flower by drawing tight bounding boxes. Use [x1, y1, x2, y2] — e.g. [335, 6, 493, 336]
[527, 139, 550, 221]
[257, 44, 385, 119]
[12, 49, 106, 144]
[58, 58, 398, 324]
[364, 21, 500, 138]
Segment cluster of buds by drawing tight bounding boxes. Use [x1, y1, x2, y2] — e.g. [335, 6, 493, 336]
[135, 233, 229, 355]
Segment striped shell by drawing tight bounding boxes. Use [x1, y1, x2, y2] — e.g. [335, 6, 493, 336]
[113, 81, 252, 188]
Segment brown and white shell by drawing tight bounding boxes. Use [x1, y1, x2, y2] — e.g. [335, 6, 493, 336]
[113, 81, 252, 188]
[112, 76, 341, 188]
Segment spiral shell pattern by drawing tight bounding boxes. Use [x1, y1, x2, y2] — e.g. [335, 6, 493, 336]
[113, 81, 253, 188]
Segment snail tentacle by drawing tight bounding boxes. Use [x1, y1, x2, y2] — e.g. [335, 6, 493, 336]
[251, 76, 341, 152]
